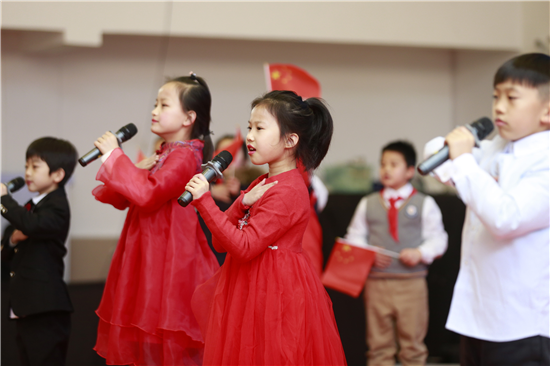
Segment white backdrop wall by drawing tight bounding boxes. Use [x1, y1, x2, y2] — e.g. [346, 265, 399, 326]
[1, 31, 515, 240]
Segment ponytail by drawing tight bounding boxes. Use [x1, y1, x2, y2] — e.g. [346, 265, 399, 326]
[303, 98, 333, 170]
[169, 74, 213, 163]
[251, 90, 333, 171]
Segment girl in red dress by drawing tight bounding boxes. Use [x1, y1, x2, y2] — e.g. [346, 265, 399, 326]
[92, 74, 220, 366]
[186, 90, 347, 365]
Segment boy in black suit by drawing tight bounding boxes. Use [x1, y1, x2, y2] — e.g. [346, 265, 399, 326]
[1, 137, 77, 366]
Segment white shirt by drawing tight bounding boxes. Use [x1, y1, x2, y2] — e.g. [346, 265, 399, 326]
[445, 131, 550, 341]
[344, 183, 448, 264]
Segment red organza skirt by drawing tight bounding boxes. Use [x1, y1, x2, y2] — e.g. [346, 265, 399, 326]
[94, 204, 219, 366]
[192, 248, 348, 365]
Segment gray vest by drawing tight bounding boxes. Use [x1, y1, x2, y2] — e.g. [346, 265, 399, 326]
[366, 191, 428, 277]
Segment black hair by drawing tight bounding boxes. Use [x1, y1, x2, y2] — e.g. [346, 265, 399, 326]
[251, 90, 333, 171]
[26, 137, 78, 187]
[494, 53, 550, 99]
[167, 74, 213, 163]
[382, 140, 416, 168]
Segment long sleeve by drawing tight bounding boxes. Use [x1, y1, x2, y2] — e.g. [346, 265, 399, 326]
[0, 192, 69, 240]
[418, 196, 448, 264]
[92, 184, 130, 210]
[193, 185, 304, 263]
[1, 224, 16, 261]
[94, 147, 197, 212]
[223, 193, 251, 226]
[344, 196, 370, 247]
[451, 152, 549, 240]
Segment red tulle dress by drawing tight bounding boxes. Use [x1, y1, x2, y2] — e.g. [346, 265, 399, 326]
[191, 168, 347, 365]
[92, 140, 219, 366]
[298, 164, 324, 278]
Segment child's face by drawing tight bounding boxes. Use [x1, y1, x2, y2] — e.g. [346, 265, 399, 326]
[151, 83, 192, 141]
[379, 151, 415, 190]
[493, 80, 550, 141]
[25, 156, 61, 195]
[246, 106, 286, 166]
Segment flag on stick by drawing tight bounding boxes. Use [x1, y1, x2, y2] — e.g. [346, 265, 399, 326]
[136, 148, 146, 163]
[264, 63, 321, 99]
[321, 238, 378, 298]
[213, 128, 244, 159]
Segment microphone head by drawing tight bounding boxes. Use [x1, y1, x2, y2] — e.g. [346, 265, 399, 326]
[117, 123, 138, 143]
[213, 150, 233, 171]
[7, 177, 25, 193]
[470, 117, 494, 141]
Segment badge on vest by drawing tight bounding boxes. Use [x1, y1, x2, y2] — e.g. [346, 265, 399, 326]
[404, 204, 419, 218]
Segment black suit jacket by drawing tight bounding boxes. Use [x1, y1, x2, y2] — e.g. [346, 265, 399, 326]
[1, 187, 73, 317]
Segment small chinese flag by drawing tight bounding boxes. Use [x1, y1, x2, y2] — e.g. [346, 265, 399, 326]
[321, 238, 376, 298]
[213, 128, 244, 159]
[264, 63, 321, 99]
[136, 148, 146, 163]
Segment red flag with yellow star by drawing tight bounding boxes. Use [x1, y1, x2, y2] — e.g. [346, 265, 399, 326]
[264, 63, 321, 99]
[321, 238, 376, 298]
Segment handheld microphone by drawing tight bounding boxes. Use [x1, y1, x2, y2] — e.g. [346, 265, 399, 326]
[178, 150, 233, 207]
[417, 117, 494, 176]
[1, 177, 25, 214]
[4, 177, 25, 194]
[78, 123, 138, 167]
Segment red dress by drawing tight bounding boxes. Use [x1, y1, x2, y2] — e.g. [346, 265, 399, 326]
[192, 168, 347, 365]
[92, 140, 219, 366]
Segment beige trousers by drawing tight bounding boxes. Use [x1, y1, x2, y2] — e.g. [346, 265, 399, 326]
[364, 277, 428, 366]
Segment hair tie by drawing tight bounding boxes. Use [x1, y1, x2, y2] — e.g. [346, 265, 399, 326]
[189, 72, 198, 81]
[199, 131, 214, 140]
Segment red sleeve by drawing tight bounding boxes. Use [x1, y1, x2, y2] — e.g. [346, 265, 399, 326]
[222, 175, 265, 225]
[95, 147, 198, 212]
[223, 193, 251, 225]
[92, 184, 130, 210]
[192, 185, 302, 263]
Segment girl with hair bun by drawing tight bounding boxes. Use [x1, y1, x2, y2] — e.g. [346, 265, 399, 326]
[92, 73, 219, 365]
[186, 90, 347, 365]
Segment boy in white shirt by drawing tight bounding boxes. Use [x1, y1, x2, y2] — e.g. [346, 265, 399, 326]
[443, 53, 549, 365]
[345, 141, 448, 366]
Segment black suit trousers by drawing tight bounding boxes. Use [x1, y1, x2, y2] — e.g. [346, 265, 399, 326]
[460, 334, 550, 366]
[15, 311, 71, 366]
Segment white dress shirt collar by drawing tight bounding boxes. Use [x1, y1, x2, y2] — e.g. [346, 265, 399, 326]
[509, 130, 549, 157]
[382, 183, 414, 200]
[32, 192, 48, 205]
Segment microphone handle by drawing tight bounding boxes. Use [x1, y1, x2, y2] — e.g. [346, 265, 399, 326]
[417, 145, 449, 176]
[177, 167, 219, 207]
[6, 177, 25, 193]
[78, 131, 125, 167]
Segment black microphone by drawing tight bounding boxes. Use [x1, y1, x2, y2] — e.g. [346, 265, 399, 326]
[417, 117, 494, 176]
[4, 177, 25, 193]
[78, 123, 138, 167]
[1, 177, 25, 214]
[178, 150, 233, 207]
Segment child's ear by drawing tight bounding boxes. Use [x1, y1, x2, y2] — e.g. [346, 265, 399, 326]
[51, 168, 65, 184]
[541, 100, 550, 127]
[285, 133, 299, 149]
[184, 111, 197, 126]
[406, 166, 416, 181]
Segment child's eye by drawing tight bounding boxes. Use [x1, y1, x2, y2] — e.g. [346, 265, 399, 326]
[247, 126, 252, 130]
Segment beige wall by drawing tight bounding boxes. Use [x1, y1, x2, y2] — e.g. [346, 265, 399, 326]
[3, 2, 525, 50]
